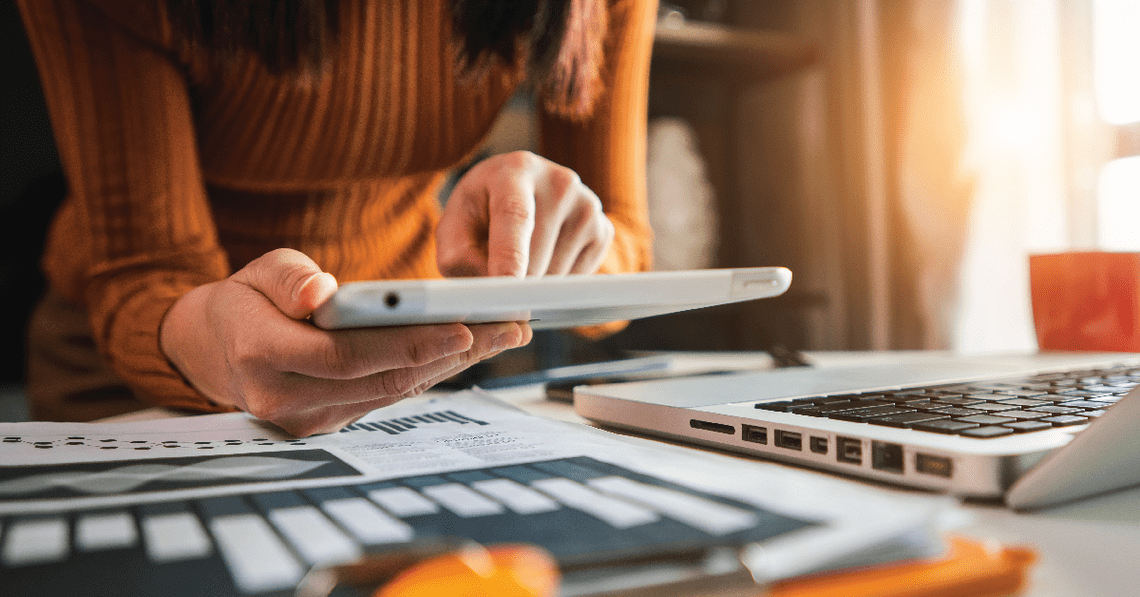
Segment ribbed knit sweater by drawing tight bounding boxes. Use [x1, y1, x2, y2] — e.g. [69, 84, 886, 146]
[17, 0, 655, 414]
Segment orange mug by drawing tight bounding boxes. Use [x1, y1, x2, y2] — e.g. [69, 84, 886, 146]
[1029, 252, 1140, 352]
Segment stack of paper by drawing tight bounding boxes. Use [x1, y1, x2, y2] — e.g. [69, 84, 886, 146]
[0, 391, 959, 596]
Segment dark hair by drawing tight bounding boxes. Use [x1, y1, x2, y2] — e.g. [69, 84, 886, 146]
[164, 0, 607, 117]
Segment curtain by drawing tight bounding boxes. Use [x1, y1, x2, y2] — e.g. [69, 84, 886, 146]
[951, 0, 1115, 352]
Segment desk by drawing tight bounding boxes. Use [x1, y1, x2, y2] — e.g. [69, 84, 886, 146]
[106, 351, 1140, 597]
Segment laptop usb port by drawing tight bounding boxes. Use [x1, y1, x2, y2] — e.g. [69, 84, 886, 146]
[871, 441, 905, 474]
[836, 437, 862, 464]
[689, 419, 735, 435]
[915, 453, 953, 478]
[742, 425, 767, 444]
[810, 436, 828, 454]
[775, 430, 802, 451]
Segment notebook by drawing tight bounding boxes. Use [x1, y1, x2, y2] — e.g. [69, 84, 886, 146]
[573, 351, 1140, 509]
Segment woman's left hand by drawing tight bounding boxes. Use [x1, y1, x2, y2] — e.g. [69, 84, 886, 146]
[436, 151, 615, 278]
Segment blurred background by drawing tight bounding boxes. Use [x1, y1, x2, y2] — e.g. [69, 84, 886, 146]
[3, 0, 1138, 418]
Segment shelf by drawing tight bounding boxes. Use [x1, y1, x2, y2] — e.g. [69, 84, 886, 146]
[653, 21, 817, 81]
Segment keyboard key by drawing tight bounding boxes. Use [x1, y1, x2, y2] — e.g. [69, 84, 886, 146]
[756, 400, 808, 412]
[868, 412, 950, 428]
[970, 382, 1023, 391]
[1057, 390, 1115, 399]
[141, 511, 212, 563]
[209, 514, 305, 594]
[889, 400, 947, 411]
[995, 410, 1050, 420]
[913, 420, 980, 434]
[1081, 384, 1126, 394]
[1002, 421, 1053, 433]
[1056, 400, 1114, 410]
[929, 407, 984, 417]
[967, 403, 1021, 413]
[994, 398, 1051, 408]
[955, 414, 1016, 426]
[881, 393, 931, 403]
[75, 511, 138, 552]
[993, 389, 1048, 398]
[831, 406, 916, 422]
[959, 426, 1015, 438]
[936, 397, 986, 407]
[1039, 415, 1090, 427]
[797, 400, 890, 417]
[818, 394, 881, 404]
[2, 517, 69, 566]
[1030, 405, 1083, 415]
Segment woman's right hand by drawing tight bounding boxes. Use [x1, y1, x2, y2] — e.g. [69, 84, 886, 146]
[159, 248, 530, 437]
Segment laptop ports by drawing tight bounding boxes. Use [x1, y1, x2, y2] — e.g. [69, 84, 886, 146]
[871, 441, 905, 474]
[742, 425, 768, 444]
[774, 430, 802, 451]
[915, 453, 953, 478]
[836, 437, 862, 464]
[689, 419, 735, 435]
[810, 436, 828, 454]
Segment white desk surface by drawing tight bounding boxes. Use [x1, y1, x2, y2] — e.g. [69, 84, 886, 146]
[108, 350, 1140, 597]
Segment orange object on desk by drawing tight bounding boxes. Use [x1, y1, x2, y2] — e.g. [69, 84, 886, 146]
[1030, 251, 1140, 352]
[767, 536, 1037, 597]
[365, 536, 1033, 597]
[376, 544, 559, 597]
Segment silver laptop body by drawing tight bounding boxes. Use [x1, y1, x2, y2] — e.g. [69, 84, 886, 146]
[574, 352, 1140, 510]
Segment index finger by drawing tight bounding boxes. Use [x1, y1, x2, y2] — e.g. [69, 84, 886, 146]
[264, 320, 475, 380]
[485, 174, 537, 278]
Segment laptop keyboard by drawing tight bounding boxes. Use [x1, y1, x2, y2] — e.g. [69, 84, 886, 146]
[756, 364, 1139, 439]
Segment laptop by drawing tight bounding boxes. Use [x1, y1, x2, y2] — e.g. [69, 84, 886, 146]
[574, 351, 1140, 509]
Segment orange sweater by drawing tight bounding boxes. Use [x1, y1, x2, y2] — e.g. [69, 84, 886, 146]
[18, 0, 655, 413]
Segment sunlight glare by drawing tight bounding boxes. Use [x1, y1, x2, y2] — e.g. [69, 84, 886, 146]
[1093, 0, 1140, 124]
[1097, 156, 1140, 250]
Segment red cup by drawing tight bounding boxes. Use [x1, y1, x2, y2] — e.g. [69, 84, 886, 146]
[1029, 252, 1140, 352]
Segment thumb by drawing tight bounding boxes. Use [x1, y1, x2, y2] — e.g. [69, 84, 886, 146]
[235, 248, 338, 319]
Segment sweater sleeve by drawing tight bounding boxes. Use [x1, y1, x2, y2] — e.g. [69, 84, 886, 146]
[17, 0, 233, 412]
[538, 0, 657, 278]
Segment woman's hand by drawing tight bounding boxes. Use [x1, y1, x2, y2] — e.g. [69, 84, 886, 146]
[159, 248, 531, 437]
[436, 151, 615, 278]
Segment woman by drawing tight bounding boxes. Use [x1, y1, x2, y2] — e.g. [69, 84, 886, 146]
[17, 0, 655, 436]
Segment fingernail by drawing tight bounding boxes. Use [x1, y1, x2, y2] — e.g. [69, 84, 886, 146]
[296, 272, 337, 305]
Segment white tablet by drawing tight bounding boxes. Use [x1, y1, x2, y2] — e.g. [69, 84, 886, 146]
[311, 267, 792, 330]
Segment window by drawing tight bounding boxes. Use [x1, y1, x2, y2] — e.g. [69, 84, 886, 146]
[1093, 0, 1139, 250]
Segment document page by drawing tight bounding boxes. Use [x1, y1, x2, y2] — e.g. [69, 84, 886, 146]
[1, 391, 957, 595]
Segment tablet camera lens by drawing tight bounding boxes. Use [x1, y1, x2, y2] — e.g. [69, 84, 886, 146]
[385, 292, 400, 309]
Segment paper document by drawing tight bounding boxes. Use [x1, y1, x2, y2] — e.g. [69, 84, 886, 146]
[1, 391, 957, 595]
